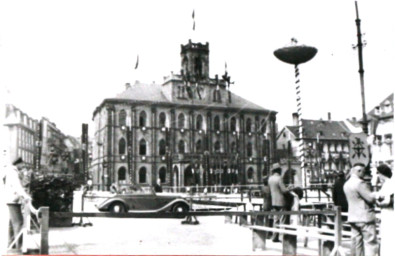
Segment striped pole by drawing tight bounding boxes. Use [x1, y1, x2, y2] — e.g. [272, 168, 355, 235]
[294, 64, 307, 188]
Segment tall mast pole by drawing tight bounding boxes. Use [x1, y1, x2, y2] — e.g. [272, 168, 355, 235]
[355, 1, 368, 135]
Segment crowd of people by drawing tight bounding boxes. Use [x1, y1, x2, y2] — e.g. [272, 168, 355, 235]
[261, 162, 394, 256]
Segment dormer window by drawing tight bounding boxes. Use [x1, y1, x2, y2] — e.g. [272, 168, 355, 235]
[375, 106, 381, 115]
[384, 100, 392, 113]
[213, 90, 221, 102]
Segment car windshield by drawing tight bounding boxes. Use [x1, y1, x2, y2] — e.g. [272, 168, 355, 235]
[122, 186, 155, 195]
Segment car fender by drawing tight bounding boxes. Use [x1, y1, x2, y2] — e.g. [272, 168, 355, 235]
[97, 197, 129, 211]
[128, 198, 190, 213]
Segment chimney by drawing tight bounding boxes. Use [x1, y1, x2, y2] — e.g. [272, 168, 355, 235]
[125, 83, 131, 90]
[352, 117, 357, 122]
[328, 112, 331, 121]
[292, 113, 299, 126]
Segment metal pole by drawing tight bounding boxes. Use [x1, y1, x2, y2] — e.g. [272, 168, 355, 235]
[355, 1, 368, 135]
[294, 64, 307, 188]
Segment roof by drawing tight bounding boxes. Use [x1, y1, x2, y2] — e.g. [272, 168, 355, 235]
[367, 93, 394, 120]
[96, 81, 274, 116]
[285, 119, 351, 141]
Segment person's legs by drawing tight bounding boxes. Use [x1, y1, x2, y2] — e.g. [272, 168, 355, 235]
[7, 204, 23, 249]
[361, 222, 378, 256]
[271, 206, 280, 242]
[350, 223, 364, 256]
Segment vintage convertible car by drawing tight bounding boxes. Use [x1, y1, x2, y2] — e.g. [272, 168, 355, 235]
[96, 187, 190, 213]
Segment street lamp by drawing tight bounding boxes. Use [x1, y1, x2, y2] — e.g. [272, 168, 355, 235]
[274, 39, 317, 187]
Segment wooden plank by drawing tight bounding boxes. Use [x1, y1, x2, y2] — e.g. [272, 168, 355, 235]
[51, 209, 336, 218]
[250, 226, 336, 242]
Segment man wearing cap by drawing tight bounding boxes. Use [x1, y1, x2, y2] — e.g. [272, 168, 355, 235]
[3, 157, 32, 250]
[344, 163, 378, 256]
[268, 163, 293, 242]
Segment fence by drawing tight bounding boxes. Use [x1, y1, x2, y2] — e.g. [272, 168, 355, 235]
[7, 203, 49, 255]
[35, 205, 345, 256]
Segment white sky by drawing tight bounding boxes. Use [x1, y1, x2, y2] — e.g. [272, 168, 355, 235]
[1, 0, 394, 137]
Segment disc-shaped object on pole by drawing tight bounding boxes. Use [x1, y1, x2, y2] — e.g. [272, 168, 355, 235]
[274, 45, 318, 65]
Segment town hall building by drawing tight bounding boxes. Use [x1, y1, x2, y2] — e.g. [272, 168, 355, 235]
[91, 40, 278, 191]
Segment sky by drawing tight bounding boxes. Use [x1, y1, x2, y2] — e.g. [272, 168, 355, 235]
[0, 0, 394, 137]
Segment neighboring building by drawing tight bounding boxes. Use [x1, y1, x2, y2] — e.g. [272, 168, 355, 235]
[277, 113, 351, 186]
[3, 104, 76, 176]
[4, 104, 38, 168]
[91, 40, 278, 191]
[367, 93, 394, 168]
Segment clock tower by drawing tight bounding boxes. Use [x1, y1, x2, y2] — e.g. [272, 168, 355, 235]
[180, 40, 209, 82]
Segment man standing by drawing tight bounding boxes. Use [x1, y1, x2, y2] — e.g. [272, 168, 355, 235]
[344, 163, 378, 256]
[3, 157, 32, 250]
[332, 171, 348, 212]
[154, 178, 162, 193]
[268, 163, 292, 242]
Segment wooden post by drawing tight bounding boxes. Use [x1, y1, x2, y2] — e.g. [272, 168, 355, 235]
[334, 206, 342, 249]
[282, 233, 297, 255]
[317, 214, 322, 255]
[40, 207, 49, 255]
[252, 229, 266, 251]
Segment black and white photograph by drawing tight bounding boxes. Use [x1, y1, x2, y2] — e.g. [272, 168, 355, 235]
[1, 0, 394, 255]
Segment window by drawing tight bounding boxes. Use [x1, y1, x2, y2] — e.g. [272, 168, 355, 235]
[230, 117, 236, 132]
[247, 142, 253, 157]
[246, 118, 252, 133]
[231, 141, 237, 153]
[119, 110, 127, 126]
[196, 140, 202, 153]
[283, 133, 286, 138]
[119, 138, 126, 155]
[159, 139, 166, 156]
[196, 115, 203, 130]
[213, 90, 221, 102]
[259, 120, 266, 133]
[139, 167, 147, 183]
[247, 167, 254, 179]
[178, 113, 185, 128]
[159, 167, 166, 183]
[118, 167, 126, 181]
[178, 140, 185, 153]
[139, 111, 147, 127]
[139, 139, 147, 155]
[214, 116, 220, 131]
[159, 112, 166, 127]
[214, 141, 221, 153]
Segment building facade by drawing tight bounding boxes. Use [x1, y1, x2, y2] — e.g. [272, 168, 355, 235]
[277, 113, 351, 186]
[91, 40, 278, 191]
[3, 104, 80, 177]
[4, 104, 38, 168]
[367, 93, 394, 168]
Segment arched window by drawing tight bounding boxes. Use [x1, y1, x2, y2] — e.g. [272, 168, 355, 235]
[139, 139, 147, 155]
[259, 120, 266, 133]
[214, 116, 220, 131]
[231, 141, 237, 153]
[159, 112, 166, 127]
[159, 167, 166, 183]
[178, 113, 185, 128]
[247, 142, 253, 157]
[139, 167, 147, 183]
[230, 117, 236, 132]
[119, 138, 126, 155]
[196, 115, 203, 130]
[118, 167, 126, 181]
[246, 118, 252, 133]
[119, 110, 127, 126]
[196, 140, 202, 153]
[178, 140, 185, 153]
[159, 139, 166, 156]
[214, 141, 221, 153]
[247, 167, 254, 180]
[139, 111, 147, 127]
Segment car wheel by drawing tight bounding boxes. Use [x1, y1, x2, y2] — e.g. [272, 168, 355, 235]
[172, 203, 189, 213]
[110, 202, 126, 213]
